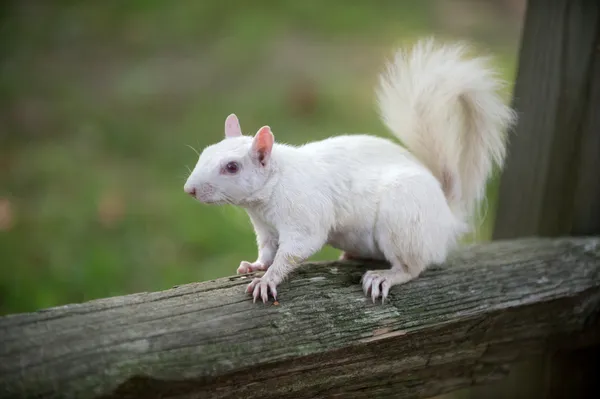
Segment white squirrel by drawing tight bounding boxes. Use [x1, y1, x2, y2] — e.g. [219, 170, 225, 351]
[184, 37, 517, 304]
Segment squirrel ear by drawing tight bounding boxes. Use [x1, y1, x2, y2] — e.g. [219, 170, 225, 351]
[224, 113, 242, 139]
[251, 126, 274, 166]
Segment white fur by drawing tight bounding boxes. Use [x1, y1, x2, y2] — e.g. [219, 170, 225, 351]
[184, 37, 517, 304]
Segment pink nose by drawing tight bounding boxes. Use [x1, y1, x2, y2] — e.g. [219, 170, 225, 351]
[186, 187, 196, 197]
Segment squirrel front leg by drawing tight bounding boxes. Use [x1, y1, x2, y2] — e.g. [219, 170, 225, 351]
[237, 217, 277, 274]
[246, 230, 326, 303]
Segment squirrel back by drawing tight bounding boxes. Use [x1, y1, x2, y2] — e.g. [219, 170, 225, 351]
[376, 38, 517, 225]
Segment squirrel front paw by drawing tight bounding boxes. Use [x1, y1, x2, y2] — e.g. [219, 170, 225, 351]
[237, 261, 269, 274]
[246, 274, 278, 303]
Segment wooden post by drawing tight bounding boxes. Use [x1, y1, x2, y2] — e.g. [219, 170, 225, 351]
[492, 0, 600, 238]
[472, 0, 600, 397]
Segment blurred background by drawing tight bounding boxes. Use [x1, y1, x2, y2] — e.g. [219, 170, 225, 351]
[0, 0, 525, 316]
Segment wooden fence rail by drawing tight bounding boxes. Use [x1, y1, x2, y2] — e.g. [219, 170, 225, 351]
[1, 237, 599, 399]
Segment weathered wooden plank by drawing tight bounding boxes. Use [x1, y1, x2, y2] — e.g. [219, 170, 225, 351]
[0, 237, 599, 399]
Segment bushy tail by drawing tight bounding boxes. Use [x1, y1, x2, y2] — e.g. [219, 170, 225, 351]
[376, 37, 517, 225]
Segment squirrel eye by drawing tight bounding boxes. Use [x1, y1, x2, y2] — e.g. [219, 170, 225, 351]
[224, 161, 240, 174]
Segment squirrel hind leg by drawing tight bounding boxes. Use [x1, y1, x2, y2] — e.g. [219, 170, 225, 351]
[364, 225, 429, 304]
[363, 177, 452, 303]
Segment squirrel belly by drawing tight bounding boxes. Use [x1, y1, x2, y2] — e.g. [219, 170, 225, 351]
[184, 37, 517, 304]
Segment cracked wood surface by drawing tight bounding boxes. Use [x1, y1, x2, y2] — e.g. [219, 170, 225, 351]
[1, 237, 600, 399]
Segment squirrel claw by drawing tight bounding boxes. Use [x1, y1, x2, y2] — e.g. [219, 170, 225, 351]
[361, 270, 398, 304]
[362, 269, 415, 304]
[247, 276, 278, 304]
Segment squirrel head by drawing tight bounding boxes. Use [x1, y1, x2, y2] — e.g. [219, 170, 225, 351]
[184, 113, 275, 206]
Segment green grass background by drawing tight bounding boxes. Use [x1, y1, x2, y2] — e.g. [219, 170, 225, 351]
[0, 0, 524, 315]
